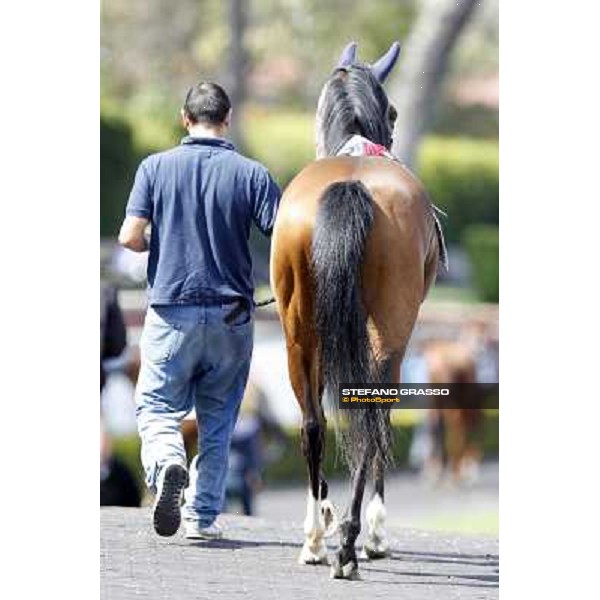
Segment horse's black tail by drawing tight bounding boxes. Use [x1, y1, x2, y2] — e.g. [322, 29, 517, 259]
[311, 180, 393, 473]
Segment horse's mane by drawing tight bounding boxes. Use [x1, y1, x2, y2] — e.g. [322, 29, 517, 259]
[316, 64, 393, 157]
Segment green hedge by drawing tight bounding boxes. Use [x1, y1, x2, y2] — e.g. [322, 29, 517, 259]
[432, 103, 499, 140]
[418, 137, 499, 244]
[463, 225, 499, 302]
[100, 115, 137, 237]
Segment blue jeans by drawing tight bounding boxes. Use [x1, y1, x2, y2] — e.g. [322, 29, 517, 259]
[135, 302, 253, 527]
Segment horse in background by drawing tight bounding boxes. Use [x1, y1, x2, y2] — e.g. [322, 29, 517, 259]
[422, 322, 492, 484]
[271, 41, 446, 579]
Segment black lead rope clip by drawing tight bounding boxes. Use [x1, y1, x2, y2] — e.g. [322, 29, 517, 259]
[223, 296, 276, 325]
[222, 296, 275, 325]
[254, 297, 276, 308]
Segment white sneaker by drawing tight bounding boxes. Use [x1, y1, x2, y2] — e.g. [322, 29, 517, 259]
[152, 463, 188, 537]
[184, 520, 223, 540]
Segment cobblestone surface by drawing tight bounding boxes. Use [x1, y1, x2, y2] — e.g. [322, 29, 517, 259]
[101, 508, 498, 600]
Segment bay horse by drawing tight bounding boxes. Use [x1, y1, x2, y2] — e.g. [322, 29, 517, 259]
[422, 328, 487, 484]
[270, 41, 445, 579]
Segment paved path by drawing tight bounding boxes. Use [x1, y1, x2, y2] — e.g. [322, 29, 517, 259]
[101, 508, 498, 600]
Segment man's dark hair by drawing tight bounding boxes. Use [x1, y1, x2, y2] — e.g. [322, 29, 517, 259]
[183, 82, 231, 126]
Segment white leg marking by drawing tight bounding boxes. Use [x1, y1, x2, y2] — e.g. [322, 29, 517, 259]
[298, 489, 328, 565]
[303, 489, 319, 535]
[342, 561, 357, 578]
[363, 493, 390, 559]
[320, 499, 339, 538]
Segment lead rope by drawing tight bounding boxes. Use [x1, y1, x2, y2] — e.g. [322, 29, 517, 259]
[254, 296, 276, 308]
[225, 295, 275, 325]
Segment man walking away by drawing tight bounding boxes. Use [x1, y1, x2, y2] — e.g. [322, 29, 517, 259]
[118, 82, 281, 539]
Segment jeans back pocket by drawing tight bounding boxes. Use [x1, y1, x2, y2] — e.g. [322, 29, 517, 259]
[141, 309, 184, 364]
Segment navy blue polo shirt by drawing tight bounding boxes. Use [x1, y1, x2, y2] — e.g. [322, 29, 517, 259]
[125, 136, 281, 306]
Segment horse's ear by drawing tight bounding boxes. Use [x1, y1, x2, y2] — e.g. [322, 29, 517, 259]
[336, 41, 358, 69]
[371, 41, 401, 83]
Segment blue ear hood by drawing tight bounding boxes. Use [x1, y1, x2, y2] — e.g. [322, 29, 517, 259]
[336, 41, 358, 69]
[371, 41, 401, 83]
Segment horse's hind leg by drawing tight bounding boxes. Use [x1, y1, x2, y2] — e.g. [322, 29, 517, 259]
[363, 356, 398, 559]
[275, 244, 334, 564]
[331, 450, 371, 579]
[299, 405, 328, 565]
[286, 339, 329, 565]
[363, 452, 390, 559]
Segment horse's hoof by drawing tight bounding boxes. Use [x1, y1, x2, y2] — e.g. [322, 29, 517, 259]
[298, 540, 329, 565]
[330, 559, 360, 580]
[361, 542, 390, 560]
[321, 499, 339, 538]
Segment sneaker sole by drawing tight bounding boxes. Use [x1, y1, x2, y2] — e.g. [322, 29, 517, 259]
[153, 464, 189, 537]
[184, 530, 223, 541]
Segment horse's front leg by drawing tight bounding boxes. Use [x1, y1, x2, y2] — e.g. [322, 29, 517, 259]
[363, 453, 390, 559]
[331, 452, 370, 579]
